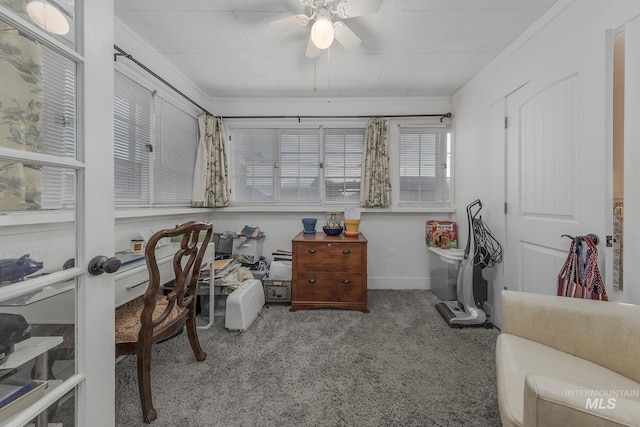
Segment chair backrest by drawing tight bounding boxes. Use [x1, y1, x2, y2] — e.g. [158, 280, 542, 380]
[140, 221, 212, 339]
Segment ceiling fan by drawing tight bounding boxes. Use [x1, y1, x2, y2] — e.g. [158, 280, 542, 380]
[269, 0, 383, 58]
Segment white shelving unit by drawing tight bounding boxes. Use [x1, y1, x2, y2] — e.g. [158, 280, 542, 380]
[0, 336, 63, 426]
[1, 337, 63, 371]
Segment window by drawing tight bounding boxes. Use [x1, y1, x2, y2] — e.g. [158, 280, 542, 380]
[152, 98, 198, 206]
[399, 126, 450, 205]
[324, 128, 363, 203]
[230, 126, 364, 206]
[278, 129, 320, 203]
[0, 25, 77, 211]
[40, 48, 77, 210]
[114, 70, 198, 208]
[114, 71, 152, 206]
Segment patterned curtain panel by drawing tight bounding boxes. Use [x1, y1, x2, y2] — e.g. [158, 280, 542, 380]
[0, 25, 43, 211]
[360, 117, 391, 207]
[192, 115, 230, 207]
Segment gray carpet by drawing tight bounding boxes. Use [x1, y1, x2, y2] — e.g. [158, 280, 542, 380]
[115, 290, 501, 427]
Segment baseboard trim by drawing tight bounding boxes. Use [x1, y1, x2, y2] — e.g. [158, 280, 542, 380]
[368, 277, 431, 290]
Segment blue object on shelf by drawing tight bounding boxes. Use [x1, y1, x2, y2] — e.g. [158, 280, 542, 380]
[302, 218, 317, 234]
[0, 255, 43, 283]
[322, 226, 343, 236]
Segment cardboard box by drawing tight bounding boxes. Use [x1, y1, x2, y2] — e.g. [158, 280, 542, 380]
[426, 221, 457, 249]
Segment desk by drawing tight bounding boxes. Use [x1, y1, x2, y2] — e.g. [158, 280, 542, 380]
[114, 243, 215, 329]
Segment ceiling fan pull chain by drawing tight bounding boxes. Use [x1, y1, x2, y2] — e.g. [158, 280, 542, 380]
[314, 57, 317, 92]
[327, 47, 331, 103]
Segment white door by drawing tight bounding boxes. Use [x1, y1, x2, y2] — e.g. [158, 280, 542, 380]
[0, 1, 115, 426]
[505, 58, 608, 295]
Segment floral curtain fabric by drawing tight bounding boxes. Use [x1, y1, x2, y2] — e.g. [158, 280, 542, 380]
[192, 114, 230, 207]
[360, 117, 391, 207]
[0, 24, 43, 211]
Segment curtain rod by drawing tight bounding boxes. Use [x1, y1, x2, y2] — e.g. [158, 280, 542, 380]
[221, 113, 452, 122]
[113, 44, 212, 116]
[113, 45, 452, 122]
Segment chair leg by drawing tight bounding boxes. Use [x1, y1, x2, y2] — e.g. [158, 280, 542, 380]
[186, 312, 207, 362]
[136, 349, 158, 424]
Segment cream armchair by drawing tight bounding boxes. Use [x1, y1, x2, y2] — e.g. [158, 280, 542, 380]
[496, 290, 640, 427]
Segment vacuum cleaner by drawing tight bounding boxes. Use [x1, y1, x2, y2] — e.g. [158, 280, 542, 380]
[436, 199, 503, 327]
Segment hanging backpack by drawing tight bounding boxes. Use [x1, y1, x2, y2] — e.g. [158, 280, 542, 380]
[557, 237, 583, 298]
[557, 236, 608, 301]
[582, 236, 608, 301]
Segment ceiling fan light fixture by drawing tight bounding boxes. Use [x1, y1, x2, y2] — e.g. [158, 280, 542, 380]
[310, 8, 334, 49]
[26, 0, 69, 35]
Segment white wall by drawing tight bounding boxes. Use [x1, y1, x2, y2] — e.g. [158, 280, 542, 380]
[212, 211, 452, 290]
[452, 0, 640, 326]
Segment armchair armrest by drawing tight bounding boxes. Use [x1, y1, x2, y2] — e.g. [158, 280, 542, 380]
[500, 290, 640, 383]
[523, 374, 640, 427]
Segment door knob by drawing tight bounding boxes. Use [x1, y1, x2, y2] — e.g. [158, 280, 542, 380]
[88, 256, 121, 275]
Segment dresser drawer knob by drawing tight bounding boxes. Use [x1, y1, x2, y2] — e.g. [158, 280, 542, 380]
[308, 249, 316, 254]
[343, 249, 351, 254]
[342, 279, 351, 284]
[308, 278, 316, 284]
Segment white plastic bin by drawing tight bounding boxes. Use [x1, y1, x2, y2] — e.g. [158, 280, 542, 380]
[428, 247, 464, 301]
[232, 237, 264, 264]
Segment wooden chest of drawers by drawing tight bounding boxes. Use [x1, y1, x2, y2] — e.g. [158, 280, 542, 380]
[291, 231, 368, 313]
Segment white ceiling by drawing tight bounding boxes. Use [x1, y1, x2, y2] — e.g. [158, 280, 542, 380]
[114, 0, 559, 99]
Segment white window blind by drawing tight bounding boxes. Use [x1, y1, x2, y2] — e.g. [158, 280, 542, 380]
[114, 70, 198, 208]
[39, 43, 77, 210]
[277, 129, 319, 203]
[324, 128, 364, 203]
[230, 129, 276, 204]
[114, 70, 152, 206]
[230, 126, 363, 206]
[153, 99, 198, 206]
[399, 126, 449, 205]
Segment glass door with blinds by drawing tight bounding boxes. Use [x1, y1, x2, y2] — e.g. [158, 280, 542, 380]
[0, 1, 116, 426]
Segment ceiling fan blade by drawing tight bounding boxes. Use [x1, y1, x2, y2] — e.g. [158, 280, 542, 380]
[336, 0, 383, 19]
[333, 21, 361, 50]
[269, 14, 309, 33]
[306, 35, 322, 58]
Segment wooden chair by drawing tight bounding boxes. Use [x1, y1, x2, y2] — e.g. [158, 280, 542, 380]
[115, 221, 212, 423]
